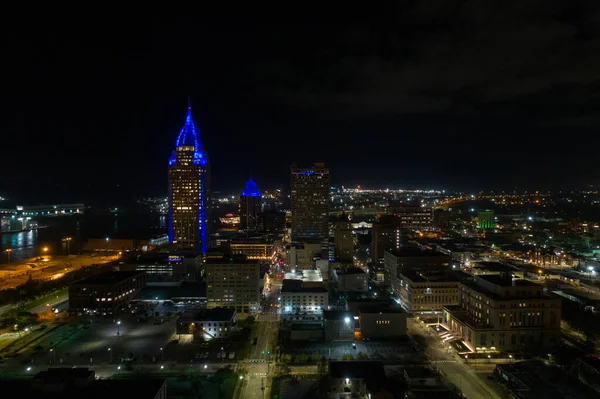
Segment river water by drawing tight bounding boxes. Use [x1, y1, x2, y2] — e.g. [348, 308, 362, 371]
[0, 213, 167, 264]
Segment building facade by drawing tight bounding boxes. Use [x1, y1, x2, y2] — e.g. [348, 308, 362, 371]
[290, 163, 329, 242]
[397, 271, 459, 313]
[176, 307, 236, 340]
[333, 214, 354, 262]
[68, 271, 146, 316]
[332, 267, 368, 292]
[205, 256, 260, 313]
[444, 274, 561, 352]
[168, 104, 210, 253]
[229, 239, 274, 261]
[239, 179, 261, 231]
[384, 249, 451, 297]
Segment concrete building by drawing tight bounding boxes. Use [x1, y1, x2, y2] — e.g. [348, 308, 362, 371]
[332, 267, 368, 292]
[358, 305, 407, 340]
[389, 201, 434, 231]
[333, 213, 354, 262]
[397, 271, 459, 313]
[284, 242, 322, 270]
[290, 163, 329, 243]
[229, 238, 274, 261]
[239, 179, 261, 231]
[443, 273, 561, 353]
[205, 256, 260, 313]
[69, 271, 146, 316]
[384, 249, 451, 297]
[371, 215, 402, 265]
[117, 252, 202, 282]
[280, 279, 329, 314]
[176, 307, 236, 340]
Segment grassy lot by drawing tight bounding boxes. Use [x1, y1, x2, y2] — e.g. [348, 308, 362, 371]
[24, 288, 68, 310]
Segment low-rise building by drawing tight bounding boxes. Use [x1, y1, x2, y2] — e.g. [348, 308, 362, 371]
[328, 361, 389, 398]
[230, 238, 274, 261]
[444, 273, 561, 353]
[397, 271, 459, 313]
[358, 305, 407, 340]
[332, 267, 368, 292]
[284, 242, 322, 270]
[117, 251, 201, 282]
[176, 307, 236, 340]
[69, 271, 146, 316]
[280, 279, 329, 314]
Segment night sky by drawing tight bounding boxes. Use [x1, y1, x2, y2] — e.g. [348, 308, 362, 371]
[3, 3, 600, 203]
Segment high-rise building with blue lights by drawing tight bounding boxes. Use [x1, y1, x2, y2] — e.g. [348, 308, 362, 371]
[240, 179, 261, 231]
[168, 104, 210, 253]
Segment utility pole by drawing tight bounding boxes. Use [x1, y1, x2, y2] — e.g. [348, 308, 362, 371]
[261, 377, 265, 399]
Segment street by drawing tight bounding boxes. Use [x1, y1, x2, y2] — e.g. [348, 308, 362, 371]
[408, 319, 506, 399]
[237, 278, 281, 399]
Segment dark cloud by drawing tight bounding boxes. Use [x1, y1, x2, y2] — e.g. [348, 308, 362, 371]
[256, 1, 600, 124]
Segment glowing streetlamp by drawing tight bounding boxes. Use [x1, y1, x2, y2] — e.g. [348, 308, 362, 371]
[5, 248, 11, 264]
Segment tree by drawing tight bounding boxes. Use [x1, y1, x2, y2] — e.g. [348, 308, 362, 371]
[296, 354, 308, 364]
[341, 354, 354, 361]
[318, 356, 328, 375]
[356, 352, 369, 360]
[278, 363, 291, 376]
[280, 354, 292, 364]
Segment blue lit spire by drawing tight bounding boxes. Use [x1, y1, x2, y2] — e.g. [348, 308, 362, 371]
[176, 103, 201, 150]
[241, 179, 261, 197]
[173, 102, 206, 165]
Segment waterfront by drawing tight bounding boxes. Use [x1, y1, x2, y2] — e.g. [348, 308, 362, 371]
[0, 213, 167, 264]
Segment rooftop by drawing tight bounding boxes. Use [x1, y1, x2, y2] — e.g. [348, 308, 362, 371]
[135, 281, 206, 301]
[359, 305, 405, 314]
[241, 179, 261, 197]
[399, 270, 459, 284]
[386, 249, 449, 258]
[180, 307, 236, 322]
[281, 281, 328, 293]
[478, 274, 541, 288]
[473, 261, 515, 272]
[334, 267, 366, 275]
[71, 271, 144, 286]
[204, 256, 259, 265]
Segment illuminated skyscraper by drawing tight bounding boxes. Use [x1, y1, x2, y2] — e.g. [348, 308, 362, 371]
[168, 104, 210, 253]
[240, 179, 261, 231]
[290, 163, 329, 242]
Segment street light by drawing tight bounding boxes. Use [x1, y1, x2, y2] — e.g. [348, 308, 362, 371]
[117, 320, 121, 339]
[5, 249, 11, 264]
[62, 237, 72, 256]
[221, 346, 224, 362]
[160, 347, 164, 361]
[509, 354, 513, 364]
[108, 347, 112, 363]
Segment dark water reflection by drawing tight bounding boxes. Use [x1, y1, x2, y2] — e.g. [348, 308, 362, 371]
[0, 214, 166, 264]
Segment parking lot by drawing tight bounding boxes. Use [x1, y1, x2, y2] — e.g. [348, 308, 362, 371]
[4, 312, 177, 370]
[283, 339, 421, 361]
